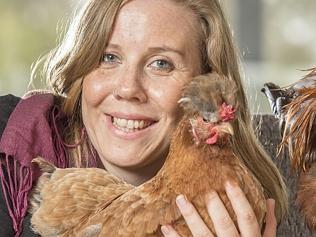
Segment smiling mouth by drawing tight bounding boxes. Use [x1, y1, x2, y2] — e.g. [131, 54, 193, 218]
[111, 116, 157, 133]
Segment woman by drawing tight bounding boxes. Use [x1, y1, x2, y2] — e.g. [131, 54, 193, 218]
[0, 0, 287, 236]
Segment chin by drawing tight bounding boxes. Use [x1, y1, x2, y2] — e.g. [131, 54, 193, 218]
[109, 154, 148, 169]
[103, 139, 170, 170]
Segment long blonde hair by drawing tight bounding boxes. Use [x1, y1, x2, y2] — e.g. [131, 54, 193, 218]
[32, 0, 287, 221]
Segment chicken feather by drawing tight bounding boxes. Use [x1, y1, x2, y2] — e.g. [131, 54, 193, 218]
[30, 158, 134, 236]
[261, 68, 316, 229]
[30, 73, 266, 237]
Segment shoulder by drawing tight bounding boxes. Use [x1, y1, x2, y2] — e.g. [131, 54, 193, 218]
[0, 94, 21, 139]
[0, 94, 21, 112]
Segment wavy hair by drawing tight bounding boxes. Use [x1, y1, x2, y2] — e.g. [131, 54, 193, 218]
[32, 0, 288, 221]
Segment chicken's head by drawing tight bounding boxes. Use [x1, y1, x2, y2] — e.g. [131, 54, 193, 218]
[178, 73, 237, 145]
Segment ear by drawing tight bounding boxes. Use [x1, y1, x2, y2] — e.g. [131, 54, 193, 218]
[189, 118, 201, 145]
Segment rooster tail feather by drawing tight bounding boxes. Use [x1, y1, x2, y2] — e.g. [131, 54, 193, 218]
[302, 67, 316, 79]
[261, 83, 289, 119]
[280, 88, 316, 171]
[296, 163, 316, 229]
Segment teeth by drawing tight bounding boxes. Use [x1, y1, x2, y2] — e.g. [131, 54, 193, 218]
[127, 120, 134, 129]
[112, 117, 153, 131]
[119, 119, 127, 127]
[139, 121, 144, 128]
[134, 120, 139, 129]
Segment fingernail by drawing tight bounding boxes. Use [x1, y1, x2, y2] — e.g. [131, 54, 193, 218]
[205, 191, 217, 200]
[265, 199, 277, 225]
[161, 225, 170, 235]
[225, 181, 236, 192]
[176, 194, 187, 207]
[266, 198, 275, 210]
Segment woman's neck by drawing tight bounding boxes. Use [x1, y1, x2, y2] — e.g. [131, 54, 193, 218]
[102, 153, 167, 186]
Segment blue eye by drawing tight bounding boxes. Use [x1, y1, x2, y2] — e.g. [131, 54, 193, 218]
[101, 53, 120, 64]
[150, 59, 174, 71]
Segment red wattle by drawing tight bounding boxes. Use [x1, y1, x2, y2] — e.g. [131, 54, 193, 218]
[205, 129, 219, 144]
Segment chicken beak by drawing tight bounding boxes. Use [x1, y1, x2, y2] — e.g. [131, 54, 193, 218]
[218, 122, 234, 136]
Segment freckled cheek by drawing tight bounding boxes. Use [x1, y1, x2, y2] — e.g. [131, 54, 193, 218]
[148, 83, 183, 119]
[82, 72, 112, 106]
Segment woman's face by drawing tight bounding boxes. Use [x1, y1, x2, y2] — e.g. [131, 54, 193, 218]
[82, 0, 201, 169]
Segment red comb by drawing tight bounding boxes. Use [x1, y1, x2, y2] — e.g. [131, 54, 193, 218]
[220, 102, 236, 122]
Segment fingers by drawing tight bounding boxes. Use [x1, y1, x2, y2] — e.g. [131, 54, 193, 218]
[225, 182, 261, 237]
[204, 191, 239, 237]
[161, 225, 181, 237]
[263, 199, 277, 237]
[164, 186, 268, 237]
[175, 194, 214, 237]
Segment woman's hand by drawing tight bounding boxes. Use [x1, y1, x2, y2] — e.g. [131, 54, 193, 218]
[161, 182, 277, 237]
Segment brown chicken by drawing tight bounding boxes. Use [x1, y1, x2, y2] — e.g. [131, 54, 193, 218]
[30, 73, 266, 237]
[261, 68, 316, 229]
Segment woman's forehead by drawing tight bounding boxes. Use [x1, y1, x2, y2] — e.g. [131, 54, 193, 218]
[109, 0, 200, 49]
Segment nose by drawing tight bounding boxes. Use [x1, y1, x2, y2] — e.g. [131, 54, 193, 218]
[113, 67, 147, 103]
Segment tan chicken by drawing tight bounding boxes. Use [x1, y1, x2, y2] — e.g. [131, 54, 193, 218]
[30, 73, 267, 237]
[261, 68, 316, 229]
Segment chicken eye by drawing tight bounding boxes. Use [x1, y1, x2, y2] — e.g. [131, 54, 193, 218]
[203, 112, 219, 123]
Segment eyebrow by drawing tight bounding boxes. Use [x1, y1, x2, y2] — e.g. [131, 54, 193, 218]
[106, 44, 184, 57]
[106, 43, 122, 50]
[147, 46, 184, 57]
